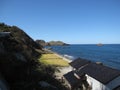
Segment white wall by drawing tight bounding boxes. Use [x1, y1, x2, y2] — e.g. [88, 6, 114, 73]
[86, 75, 120, 90]
[86, 74, 110, 90]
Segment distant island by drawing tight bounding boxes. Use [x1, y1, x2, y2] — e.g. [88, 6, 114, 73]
[47, 41, 69, 46]
[97, 43, 103, 46]
[36, 40, 69, 47]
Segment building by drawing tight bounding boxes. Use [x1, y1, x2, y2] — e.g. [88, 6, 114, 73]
[64, 71, 81, 90]
[64, 58, 120, 90]
[69, 58, 91, 70]
[76, 63, 120, 90]
[64, 58, 91, 90]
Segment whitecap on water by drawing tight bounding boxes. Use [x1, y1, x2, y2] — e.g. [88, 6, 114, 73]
[63, 54, 75, 60]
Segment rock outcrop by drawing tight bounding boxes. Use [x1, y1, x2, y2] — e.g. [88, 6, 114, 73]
[36, 40, 46, 47]
[97, 43, 103, 46]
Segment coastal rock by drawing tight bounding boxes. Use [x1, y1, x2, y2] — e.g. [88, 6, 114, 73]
[97, 43, 103, 46]
[36, 40, 46, 47]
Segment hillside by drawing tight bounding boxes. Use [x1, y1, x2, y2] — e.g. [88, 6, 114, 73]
[0, 23, 68, 90]
[0, 23, 41, 49]
[36, 40, 69, 46]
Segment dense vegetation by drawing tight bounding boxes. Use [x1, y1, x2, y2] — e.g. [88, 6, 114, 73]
[0, 23, 68, 90]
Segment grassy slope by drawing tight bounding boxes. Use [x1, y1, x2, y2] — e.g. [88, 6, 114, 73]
[39, 54, 69, 67]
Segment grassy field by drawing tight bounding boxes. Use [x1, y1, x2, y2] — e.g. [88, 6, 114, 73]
[39, 53, 69, 67]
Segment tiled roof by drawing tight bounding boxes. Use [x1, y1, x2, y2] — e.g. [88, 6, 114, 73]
[76, 63, 120, 84]
[63, 71, 81, 87]
[69, 58, 91, 69]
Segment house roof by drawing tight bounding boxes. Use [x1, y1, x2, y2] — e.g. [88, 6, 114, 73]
[69, 58, 91, 69]
[63, 71, 81, 87]
[76, 63, 120, 84]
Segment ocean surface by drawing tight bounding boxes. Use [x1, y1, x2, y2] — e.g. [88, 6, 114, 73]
[47, 44, 120, 70]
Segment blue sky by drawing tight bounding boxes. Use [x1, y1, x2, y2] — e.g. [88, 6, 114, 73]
[1, 0, 120, 44]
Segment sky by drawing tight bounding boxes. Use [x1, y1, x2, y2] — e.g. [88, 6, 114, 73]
[0, 0, 120, 44]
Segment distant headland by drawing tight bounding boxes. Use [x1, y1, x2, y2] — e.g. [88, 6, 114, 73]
[36, 40, 69, 47]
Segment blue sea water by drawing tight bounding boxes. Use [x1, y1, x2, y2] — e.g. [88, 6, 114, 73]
[47, 44, 120, 70]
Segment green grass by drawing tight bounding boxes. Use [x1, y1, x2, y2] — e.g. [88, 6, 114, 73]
[39, 54, 69, 67]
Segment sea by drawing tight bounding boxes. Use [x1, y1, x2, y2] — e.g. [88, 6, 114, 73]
[46, 44, 120, 70]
